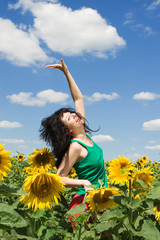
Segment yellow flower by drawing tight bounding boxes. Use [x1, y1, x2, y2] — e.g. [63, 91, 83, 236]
[0, 173, 3, 181]
[154, 205, 160, 221]
[0, 144, 12, 181]
[132, 167, 155, 189]
[28, 148, 55, 170]
[86, 187, 120, 212]
[108, 156, 134, 185]
[20, 169, 65, 211]
[23, 166, 34, 174]
[107, 176, 110, 186]
[132, 167, 155, 198]
[137, 155, 148, 166]
[67, 167, 77, 178]
[17, 154, 25, 162]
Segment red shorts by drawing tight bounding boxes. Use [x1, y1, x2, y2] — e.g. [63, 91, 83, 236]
[68, 194, 89, 226]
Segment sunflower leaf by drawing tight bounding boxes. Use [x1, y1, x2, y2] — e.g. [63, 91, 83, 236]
[136, 219, 160, 240]
[0, 184, 19, 195]
[132, 188, 146, 197]
[67, 203, 85, 215]
[95, 220, 116, 233]
[98, 179, 104, 187]
[100, 209, 125, 222]
[133, 179, 148, 189]
[146, 181, 160, 199]
[0, 203, 28, 228]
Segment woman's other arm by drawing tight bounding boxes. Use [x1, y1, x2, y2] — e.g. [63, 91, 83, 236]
[57, 142, 91, 190]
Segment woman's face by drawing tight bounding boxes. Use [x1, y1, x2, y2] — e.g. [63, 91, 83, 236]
[60, 112, 84, 130]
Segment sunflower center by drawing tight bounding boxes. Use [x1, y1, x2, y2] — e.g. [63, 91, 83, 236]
[119, 166, 127, 176]
[93, 191, 112, 204]
[35, 153, 50, 166]
[0, 155, 1, 164]
[31, 174, 52, 197]
[157, 205, 160, 211]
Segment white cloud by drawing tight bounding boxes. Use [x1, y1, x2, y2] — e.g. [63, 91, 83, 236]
[143, 119, 160, 131]
[28, 140, 42, 145]
[0, 139, 25, 144]
[126, 153, 140, 161]
[85, 92, 119, 103]
[0, 120, 22, 128]
[7, 90, 119, 106]
[123, 13, 155, 36]
[146, 0, 160, 10]
[16, 144, 29, 149]
[92, 135, 114, 142]
[9, 0, 126, 58]
[133, 91, 160, 100]
[144, 26, 154, 35]
[123, 12, 134, 25]
[145, 145, 160, 150]
[6, 89, 70, 106]
[0, 18, 53, 66]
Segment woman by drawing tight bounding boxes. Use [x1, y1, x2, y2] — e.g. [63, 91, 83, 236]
[40, 59, 108, 224]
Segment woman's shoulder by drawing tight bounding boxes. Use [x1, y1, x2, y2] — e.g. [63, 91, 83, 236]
[69, 141, 82, 151]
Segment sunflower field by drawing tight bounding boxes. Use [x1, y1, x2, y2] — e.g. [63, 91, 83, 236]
[1, 144, 160, 240]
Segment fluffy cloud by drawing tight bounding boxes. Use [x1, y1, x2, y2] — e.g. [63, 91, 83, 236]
[92, 135, 114, 142]
[9, 0, 126, 59]
[133, 91, 160, 100]
[7, 90, 119, 106]
[145, 145, 160, 150]
[84, 92, 119, 103]
[146, 0, 160, 10]
[143, 119, 160, 131]
[6, 89, 70, 106]
[0, 18, 53, 66]
[0, 120, 22, 128]
[0, 139, 25, 144]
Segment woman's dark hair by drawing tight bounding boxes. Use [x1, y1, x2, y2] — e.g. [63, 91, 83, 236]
[39, 107, 97, 168]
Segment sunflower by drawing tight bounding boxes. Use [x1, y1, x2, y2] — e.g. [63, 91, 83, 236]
[154, 205, 160, 221]
[0, 144, 12, 181]
[86, 187, 120, 212]
[67, 167, 77, 178]
[137, 155, 148, 166]
[17, 154, 25, 162]
[20, 169, 65, 211]
[108, 155, 134, 185]
[23, 166, 34, 175]
[132, 167, 155, 189]
[28, 148, 55, 170]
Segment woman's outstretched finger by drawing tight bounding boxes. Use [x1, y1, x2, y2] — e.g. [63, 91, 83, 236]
[45, 64, 60, 69]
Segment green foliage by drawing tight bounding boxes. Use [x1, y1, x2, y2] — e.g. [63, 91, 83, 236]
[0, 154, 160, 239]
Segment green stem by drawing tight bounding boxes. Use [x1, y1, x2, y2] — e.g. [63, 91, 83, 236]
[78, 225, 82, 240]
[129, 179, 133, 240]
[129, 179, 132, 204]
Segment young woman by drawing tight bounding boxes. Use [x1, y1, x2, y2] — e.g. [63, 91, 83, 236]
[40, 59, 108, 224]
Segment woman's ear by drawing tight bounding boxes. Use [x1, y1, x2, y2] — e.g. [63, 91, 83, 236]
[70, 130, 74, 136]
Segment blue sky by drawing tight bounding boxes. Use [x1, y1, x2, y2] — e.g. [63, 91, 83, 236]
[0, 0, 160, 162]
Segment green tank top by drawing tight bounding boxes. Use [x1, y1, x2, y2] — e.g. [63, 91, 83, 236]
[71, 135, 108, 195]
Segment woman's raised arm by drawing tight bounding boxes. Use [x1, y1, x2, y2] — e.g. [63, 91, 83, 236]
[45, 59, 85, 119]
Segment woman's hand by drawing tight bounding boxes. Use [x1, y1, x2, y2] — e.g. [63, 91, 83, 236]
[83, 180, 94, 192]
[45, 59, 68, 74]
